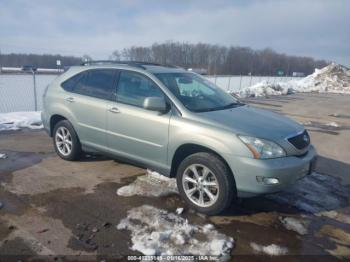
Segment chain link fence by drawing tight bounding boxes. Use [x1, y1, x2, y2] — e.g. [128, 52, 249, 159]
[0, 73, 58, 113]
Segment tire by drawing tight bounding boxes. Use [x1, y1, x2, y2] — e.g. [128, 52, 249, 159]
[53, 120, 82, 161]
[176, 152, 236, 215]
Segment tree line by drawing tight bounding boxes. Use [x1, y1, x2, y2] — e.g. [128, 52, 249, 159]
[0, 53, 82, 69]
[112, 42, 329, 76]
[0, 42, 330, 75]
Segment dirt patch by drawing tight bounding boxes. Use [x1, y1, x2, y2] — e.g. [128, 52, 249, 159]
[318, 225, 350, 246]
[2, 155, 143, 195]
[0, 151, 48, 184]
[210, 212, 279, 227]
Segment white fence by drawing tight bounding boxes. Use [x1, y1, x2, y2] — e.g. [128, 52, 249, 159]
[0, 73, 302, 113]
[206, 75, 301, 92]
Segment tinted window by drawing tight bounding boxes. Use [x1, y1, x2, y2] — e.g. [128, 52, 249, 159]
[73, 69, 117, 100]
[61, 72, 87, 92]
[116, 71, 164, 107]
[62, 70, 117, 100]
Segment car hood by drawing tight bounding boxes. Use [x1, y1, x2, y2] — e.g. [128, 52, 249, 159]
[197, 105, 304, 140]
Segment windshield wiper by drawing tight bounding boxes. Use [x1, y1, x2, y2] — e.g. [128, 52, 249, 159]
[194, 102, 245, 113]
[216, 102, 245, 110]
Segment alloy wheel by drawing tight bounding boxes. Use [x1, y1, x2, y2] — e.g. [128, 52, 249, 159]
[55, 126, 72, 156]
[182, 164, 219, 207]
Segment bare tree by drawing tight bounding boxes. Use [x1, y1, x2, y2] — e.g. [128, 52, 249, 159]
[115, 42, 329, 75]
[0, 53, 82, 68]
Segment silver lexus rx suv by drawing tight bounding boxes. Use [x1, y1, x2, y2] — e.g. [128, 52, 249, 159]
[42, 61, 317, 215]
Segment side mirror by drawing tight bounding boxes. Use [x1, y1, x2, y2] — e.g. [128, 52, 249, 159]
[143, 97, 167, 112]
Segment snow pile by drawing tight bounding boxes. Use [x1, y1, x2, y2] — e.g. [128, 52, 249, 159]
[295, 63, 350, 94]
[279, 216, 308, 235]
[0, 111, 43, 131]
[250, 242, 288, 256]
[237, 63, 350, 98]
[238, 81, 292, 98]
[117, 205, 234, 257]
[117, 170, 178, 197]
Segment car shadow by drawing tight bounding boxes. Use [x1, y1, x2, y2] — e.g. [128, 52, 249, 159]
[77, 153, 111, 162]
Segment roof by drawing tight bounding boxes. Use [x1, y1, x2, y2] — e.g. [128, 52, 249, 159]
[80, 60, 187, 74]
[143, 65, 186, 74]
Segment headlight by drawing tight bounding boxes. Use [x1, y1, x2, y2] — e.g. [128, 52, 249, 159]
[238, 135, 286, 159]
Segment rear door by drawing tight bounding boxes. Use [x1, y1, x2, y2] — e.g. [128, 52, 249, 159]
[106, 70, 171, 171]
[62, 69, 118, 150]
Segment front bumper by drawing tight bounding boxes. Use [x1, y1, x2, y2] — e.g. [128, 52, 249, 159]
[224, 145, 317, 197]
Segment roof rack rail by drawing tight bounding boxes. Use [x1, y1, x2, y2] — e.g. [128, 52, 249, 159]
[81, 60, 179, 69]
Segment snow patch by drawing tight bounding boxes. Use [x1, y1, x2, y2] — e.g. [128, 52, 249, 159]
[176, 207, 184, 215]
[279, 216, 308, 235]
[237, 63, 350, 98]
[250, 242, 288, 256]
[117, 170, 178, 197]
[117, 205, 234, 257]
[0, 153, 7, 159]
[0, 111, 43, 131]
[326, 122, 340, 128]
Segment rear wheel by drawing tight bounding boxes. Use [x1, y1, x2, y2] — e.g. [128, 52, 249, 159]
[53, 120, 82, 161]
[176, 152, 236, 215]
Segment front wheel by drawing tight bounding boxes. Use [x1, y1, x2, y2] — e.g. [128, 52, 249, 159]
[176, 152, 236, 215]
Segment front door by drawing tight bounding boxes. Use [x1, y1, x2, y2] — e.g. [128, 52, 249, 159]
[106, 70, 170, 171]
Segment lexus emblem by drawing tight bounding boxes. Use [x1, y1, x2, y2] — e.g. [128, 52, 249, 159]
[303, 134, 309, 143]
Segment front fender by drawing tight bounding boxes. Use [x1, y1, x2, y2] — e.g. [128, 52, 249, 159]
[168, 117, 252, 166]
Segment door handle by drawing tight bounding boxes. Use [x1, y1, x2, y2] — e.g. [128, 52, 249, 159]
[65, 97, 75, 103]
[108, 107, 120, 113]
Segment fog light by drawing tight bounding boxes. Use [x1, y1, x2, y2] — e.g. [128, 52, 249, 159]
[256, 176, 280, 185]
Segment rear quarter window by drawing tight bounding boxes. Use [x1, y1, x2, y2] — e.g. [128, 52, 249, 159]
[61, 72, 87, 92]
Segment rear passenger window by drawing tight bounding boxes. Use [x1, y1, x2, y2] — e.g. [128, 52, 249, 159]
[62, 69, 117, 101]
[74, 70, 117, 100]
[116, 71, 164, 107]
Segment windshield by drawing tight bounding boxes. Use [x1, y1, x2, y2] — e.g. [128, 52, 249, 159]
[155, 72, 242, 112]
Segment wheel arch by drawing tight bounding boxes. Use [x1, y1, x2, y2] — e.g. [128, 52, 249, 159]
[49, 114, 68, 136]
[170, 143, 234, 179]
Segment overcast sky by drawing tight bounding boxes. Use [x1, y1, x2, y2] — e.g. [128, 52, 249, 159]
[0, 0, 349, 66]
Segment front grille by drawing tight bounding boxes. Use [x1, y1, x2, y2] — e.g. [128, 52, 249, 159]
[288, 130, 310, 150]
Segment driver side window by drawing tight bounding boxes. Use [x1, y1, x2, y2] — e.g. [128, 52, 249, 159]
[116, 71, 164, 108]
